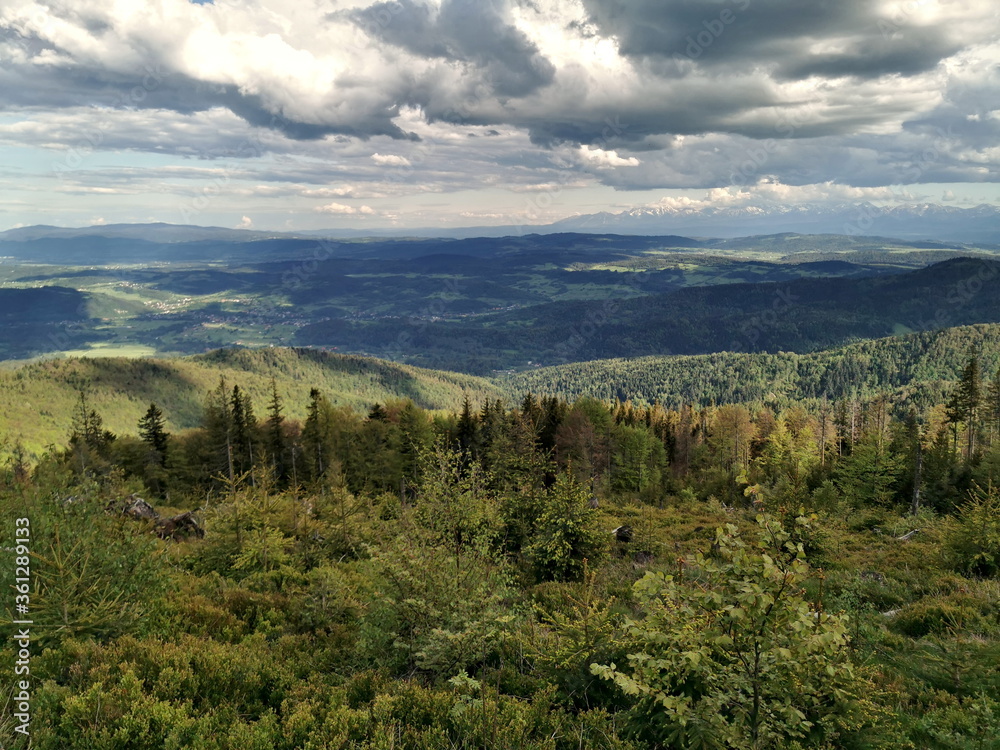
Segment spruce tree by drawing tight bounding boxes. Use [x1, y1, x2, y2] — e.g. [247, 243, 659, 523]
[230, 385, 258, 478]
[138, 402, 169, 462]
[203, 376, 234, 481]
[398, 401, 433, 496]
[302, 388, 332, 480]
[265, 378, 288, 485]
[946, 352, 982, 460]
[456, 395, 481, 462]
[138, 402, 170, 497]
[986, 366, 1000, 447]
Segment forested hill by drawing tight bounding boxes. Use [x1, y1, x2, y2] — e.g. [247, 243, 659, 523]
[483, 256, 1000, 362]
[0, 348, 498, 452]
[498, 322, 1000, 408]
[294, 256, 1000, 372]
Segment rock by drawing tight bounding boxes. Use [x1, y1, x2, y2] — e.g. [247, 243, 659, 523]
[107, 495, 203, 541]
[613, 525, 634, 543]
[107, 494, 160, 521]
[155, 511, 204, 541]
[633, 550, 654, 567]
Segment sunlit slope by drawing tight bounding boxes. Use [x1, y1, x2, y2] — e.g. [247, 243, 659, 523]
[496, 323, 1000, 408]
[1, 348, 499, 453]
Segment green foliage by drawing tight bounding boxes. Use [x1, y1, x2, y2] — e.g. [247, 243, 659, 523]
[594, 515, 878, 749]
[501, 323, 1000, 410]
[889, 594, 994, 639]
[836, 430, 905, 507]
[946, 484, 1000, 577]
[910, 692, 1000, 750]
[358, 530, 515, 678]
[526, 471, 608, 583]
[0, 491, 171, 648]
[0, 348, 499, 454]
[415, 439, 500, 559]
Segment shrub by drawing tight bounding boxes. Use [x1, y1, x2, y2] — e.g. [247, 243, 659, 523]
[947, 484, 1000, 578]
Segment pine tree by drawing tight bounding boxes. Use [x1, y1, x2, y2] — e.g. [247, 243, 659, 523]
[203, 376, 234, 481]
[230, 385, 258, 478]
[537, 396, 565, 455]
[302, 388, 334, 481]
[946, 352, 982, 460]
[138, 402, 170, 497]
[138, 403, 169, 461]
[835, 428, 904, 507]
[265, 378, 288, 485]
[986, 366, 1000, 447]
[68, 390, 115, 474]
[456, 395, 481, 463]
[9, 440, 30, 486]
[70, 390, 114, 454]
[398, 400, 433, 497]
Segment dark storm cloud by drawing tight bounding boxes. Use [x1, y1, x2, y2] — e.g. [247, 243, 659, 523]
[579, 0, 959, 80]
[0, 56, 413, 142]
[350, 0, 556, 97]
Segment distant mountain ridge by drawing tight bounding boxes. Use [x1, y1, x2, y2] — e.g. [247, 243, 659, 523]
[0, 222, 306, 243]
[5, 202, 999, 243]
[548, 202, 1000, 243]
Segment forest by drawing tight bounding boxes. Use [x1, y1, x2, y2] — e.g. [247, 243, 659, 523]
[3, 345, 1000, 749]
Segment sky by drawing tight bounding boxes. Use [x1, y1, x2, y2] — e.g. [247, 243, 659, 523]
[2, 0, 1000, 232]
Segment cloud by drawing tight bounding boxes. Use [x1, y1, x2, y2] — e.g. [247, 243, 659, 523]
[1, 0, 1000, 223]
[578, 146, 640, 169]
[314, 202, 376, 215]
[350, 0, 556, 97]
[371, 153, 411, 167]
[636, 181, 924, 216]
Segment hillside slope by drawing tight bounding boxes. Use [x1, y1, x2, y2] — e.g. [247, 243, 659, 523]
[496, 323, 1000, 408]
[0, 348, 499, 453]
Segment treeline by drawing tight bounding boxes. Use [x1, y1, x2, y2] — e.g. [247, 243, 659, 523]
[503, 323, 1000, 410]
[40, 346, 1000, 522]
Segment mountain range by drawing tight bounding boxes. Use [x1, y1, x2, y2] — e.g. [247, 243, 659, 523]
[546, 202, 1000, 243]
[308, 202, 1000, 242]
[4, 202, 1000, 244]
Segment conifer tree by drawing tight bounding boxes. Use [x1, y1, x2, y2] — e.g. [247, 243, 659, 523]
[456, 395, 481, 463]
[265, 378, 288, 485]
[398, 400, 433, 496]
[138, 402, 169, 462]
[70, 390, 114, 454]
[230, 385, 258, 478]
[302, 387, 347, 482]
[986, 366, 1000, 447]
[68, 390, 115, 475]
[203, 376, 234, 481]
[138, 402, 170, 497]
[946, 352, 982, 460]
